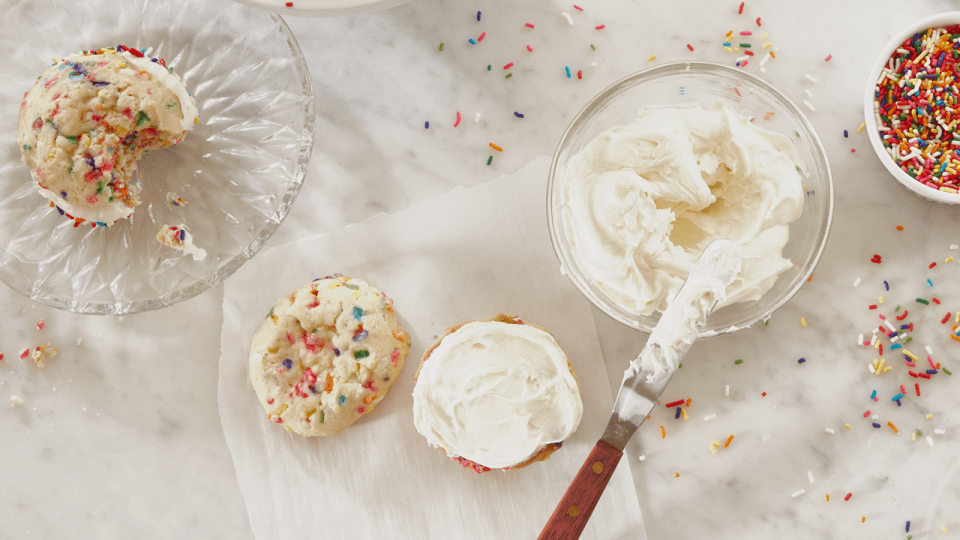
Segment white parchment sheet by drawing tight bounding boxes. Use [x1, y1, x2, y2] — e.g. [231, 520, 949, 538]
[218, 157, 646, 539]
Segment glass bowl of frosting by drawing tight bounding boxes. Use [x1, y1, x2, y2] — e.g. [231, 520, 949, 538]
[547, 61, 833, 335]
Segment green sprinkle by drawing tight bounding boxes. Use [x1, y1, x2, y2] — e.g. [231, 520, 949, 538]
[166, 102, 176, 108]
[266, 308, 274, 319]
[95, 181, 105, 194]
[320, 411, 324, 423]
[135, 110, 148, 126]
[64, 135, 78, 144]
[22, 144, 31, 150]
[943, 367, 953, 375]
[439, 42, 444, 51]
[486, 156, 492, 165]
[338, 395, 346, 405]
[903, 337, 913, 344]
[739, 43, 751, 48]
[590, 44, 596, 51]
[678, 363, 682, 369]
[734, 359, 744, 365]
[487, 64, 491, 71]
[895, 305, 901, 312]
[345, 284, 359, 290]
[915, 429, 923, 436]
[916, 298, 929, 305]
[354, 350, 369, 359]
[67, 167, 73, 174]
[764, 319, 770, 326]
[505, 73, 513, 79]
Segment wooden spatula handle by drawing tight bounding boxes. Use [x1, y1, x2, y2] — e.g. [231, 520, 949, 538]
[537, 440, 623, 540]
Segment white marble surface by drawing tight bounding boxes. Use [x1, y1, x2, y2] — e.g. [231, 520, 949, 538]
[3, 0, 960, 538]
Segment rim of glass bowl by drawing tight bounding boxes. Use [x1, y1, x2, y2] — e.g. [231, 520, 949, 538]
[4, 13, 315, 316]
[547, 61, 834, 335]
[863, 12, 960, 205]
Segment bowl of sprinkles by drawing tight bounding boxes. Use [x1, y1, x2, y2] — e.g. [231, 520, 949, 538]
[865, 12, 960, 204]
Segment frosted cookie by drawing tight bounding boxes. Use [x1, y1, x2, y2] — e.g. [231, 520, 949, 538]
[412, 314, 583, 473]
[17, 45, 198, 227]
[249, 275, 411, 436]
[156, 224, 206, 261]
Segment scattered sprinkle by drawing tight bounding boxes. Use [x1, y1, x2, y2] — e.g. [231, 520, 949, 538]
[489, 142, 503, 152]
[704, 414, 717, 421]
[844, 493, 852, 501]
[792, 489, 805, 498]
[825, 428, 835, 434]
[595, 24, 606, 30]
[454, 111, 461, 127]
[561, 12, 574, 25]
[734, 359, 744, 365]
[660, 425, 666, 439]
[825, 54, 833, 62]
[804, 74, 818, 83]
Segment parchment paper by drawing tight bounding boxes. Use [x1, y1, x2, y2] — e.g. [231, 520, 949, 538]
[218, 157, 646, 539]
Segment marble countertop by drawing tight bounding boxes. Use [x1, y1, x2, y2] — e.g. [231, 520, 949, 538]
[3, 0, 960, 538]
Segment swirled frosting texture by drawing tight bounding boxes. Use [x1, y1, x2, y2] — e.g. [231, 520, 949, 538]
[562, 100, 804, 316]
[412, 321, 583, 469]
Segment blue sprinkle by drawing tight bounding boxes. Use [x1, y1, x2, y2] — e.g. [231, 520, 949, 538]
[890, 344, 902, 350]
[282, 358, 293, 370]
[424, 121, 429, 129]
[907, 521, 911, 533]
[179, 229, 185, 241]
[477, 10, 481, 21]
[883, 280, 889, 291]
[926, 369, 938, 375]
[897, 399, 902, 406]
[927, 278, 933, 287]
[60, 190, 67, 197]
[338, 395, 346, 405]
[96, 222, 106, 227]
[892, 393, 905, 401]
[870, 390, 877, 399]
[565, 66, 571, 78]
[872, 423, 881, 428]
[722, 42, 732, 46]
[57, 207, 64, 215]
[844, 129, 849, 138]
[901, 324, 909, 330]
[675, 407, 681, 419]
[469, 38, 477, 45]
[353, 306, 365, 320]
[310, 386, 318, 394]
[514, 112, 524, 118]
[798, 357, 806, 364]
[333, 347, 341, 356]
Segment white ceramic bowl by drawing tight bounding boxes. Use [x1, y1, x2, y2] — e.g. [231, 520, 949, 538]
[864, 12, 960, 204]
[547, 62, 834, 336]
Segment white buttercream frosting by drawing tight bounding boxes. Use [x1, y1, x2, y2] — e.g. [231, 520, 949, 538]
[412, 321, 583, 469]
[562, 100, 804, 316]
[626, 239, 742, 384]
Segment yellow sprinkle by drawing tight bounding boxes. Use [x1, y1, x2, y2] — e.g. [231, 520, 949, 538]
[927, 413, 934, 419]
[879, 295, 884, 303]
[878, 358, 886, 371]
[194, 117, 199, 124]
[943, 525, 949, 533]
[845, 424, 851, 430]
[861, 516, 866, 523]
[681, 408, 688, 420]
[710, 444, 717, 454]
[763, 43, 773, 48]
[825, 493, 830, 501]
[117, 61, 127, 68]
[912, 431, 917, 441]
[648, 54, 657, 61]
[724, 47, 733, 52]
[857, 121, 867, 133]
[761, 32, 768, 40]
[904, 350, 918, 361]
[883, 366, 893, 372]
[942, 186, 959, 193]
[946, 257, 954, 263]
[115, 126, 127, 137]
[801, 317, 807, 327]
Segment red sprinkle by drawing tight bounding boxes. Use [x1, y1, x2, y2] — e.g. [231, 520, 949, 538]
[844, 493, 852, 501]
[526, 45, 533, 52]
[916, 383, 921, 396]
[577, 70, 583, 79]
[745, 50, 755, 56]
[863, 410, 871, 417]
[503, 62, 514, 69]
[285, 1, 293, 5]
[595, 24, 606, 30]
[929, 262, 937, 269]
[909, 371, 919, 378]
[868, 304, 878, 310]
[762, 391, 767, 397]
[738, 1, 744, 14]
[896, 310, 909, 321]
[932, 297, 941, 304]
[665, 399, 686, 408]
[19, 348, 29, 360]
[454, 111, 461, 127]
[919, 373, 931, 379]
[825, 54, 833, 61]
[871, 254, 882, 263]
[525, 23, 535, 28]
[573, 4, 583, 10]
[756, 16, 761, 26]
[908, 322, 914, 332]
[478, 31, 486, 42]
[0, 353, 4, 361]
[942, 313, 952, 324]
[686, 44, 694, 51]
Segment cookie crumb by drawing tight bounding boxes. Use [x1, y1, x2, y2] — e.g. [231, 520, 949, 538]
[30, 344, 58, 368]
[10, 396, 23, 406]
[157, 224, 207, 261]
[36, 318, 45, 330]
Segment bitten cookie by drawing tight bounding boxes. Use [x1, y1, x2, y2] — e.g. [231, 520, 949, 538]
[412, 314, 583, 473]
[249, 275, 410, 436]
[17, 45, 198, 226]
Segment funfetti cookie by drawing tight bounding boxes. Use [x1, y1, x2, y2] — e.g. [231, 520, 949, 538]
[17, 45, 198, 227]
[249, 275, 410, 436]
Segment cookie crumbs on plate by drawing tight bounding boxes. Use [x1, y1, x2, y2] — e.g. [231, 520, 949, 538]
[10, 396, 23, 406]
[30, 344, 58, 368]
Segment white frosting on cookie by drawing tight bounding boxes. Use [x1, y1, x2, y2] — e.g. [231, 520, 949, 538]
[412, 321, 583, 469]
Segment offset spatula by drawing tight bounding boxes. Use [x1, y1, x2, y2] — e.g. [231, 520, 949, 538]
[538, 239, 742, 540]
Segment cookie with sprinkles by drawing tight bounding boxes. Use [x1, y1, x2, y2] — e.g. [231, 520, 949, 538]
[412, 314, 583, 473]
[249, 275, 410, 436]
[17, 45, 198, 227]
